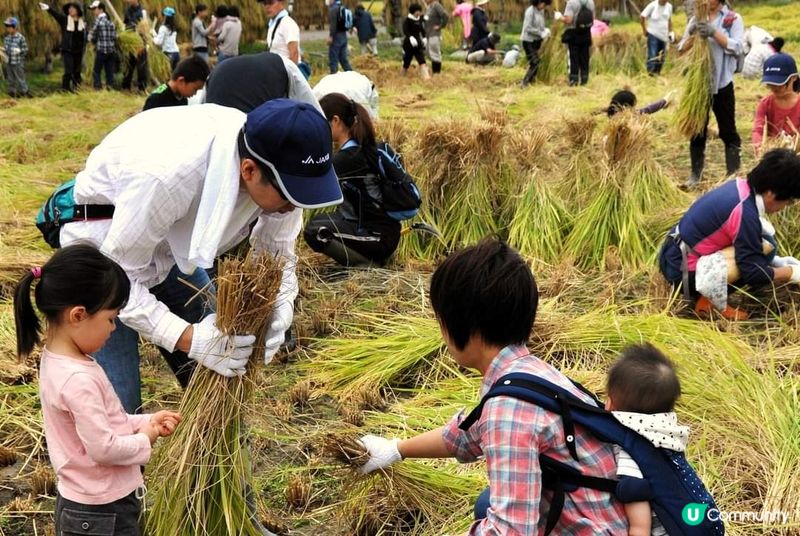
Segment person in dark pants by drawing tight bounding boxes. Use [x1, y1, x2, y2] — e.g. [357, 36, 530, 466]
[679, 0, 744, 187]
[88, 1, 116, 89]
[327, 0, 352, 73]
[520, 0, 550, 87]
[121, 0, 148, 91]
[469, 0, 489, 44]
[304, 93, 402, 267]
[558, 0, 594, 86]
[402, 3, 429, 78]
[39, 1, 87, 92]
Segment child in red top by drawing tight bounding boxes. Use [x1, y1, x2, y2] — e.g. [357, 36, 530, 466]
[14, 244, 181, 536]
[752, 53, 800, 154]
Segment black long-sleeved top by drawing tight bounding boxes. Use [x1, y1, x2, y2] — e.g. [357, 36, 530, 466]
[470, 7, 489, 43]
[402, 16, 425, 49]
[124, 3, 143, 30]
[46, 6, 86, 53]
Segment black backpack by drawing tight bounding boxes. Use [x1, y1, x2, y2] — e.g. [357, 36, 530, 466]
[575, 0, 593, 32]
[374, 142, 422, 221]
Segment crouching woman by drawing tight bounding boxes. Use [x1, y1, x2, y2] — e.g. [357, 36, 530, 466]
[659, 148, 800, 320]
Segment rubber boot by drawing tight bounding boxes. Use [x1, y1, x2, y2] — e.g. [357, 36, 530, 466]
[521, 66, 536, 87]
[420, 64, 431, 80]
[683, 145, 705, 189]
[322, 239, 373, 268]
[725, 144, 741, 176]
[431, 61, 441, 74]
[694, 296, 750, 321]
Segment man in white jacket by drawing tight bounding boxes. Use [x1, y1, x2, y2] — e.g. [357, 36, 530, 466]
[58, 99, 343, 414]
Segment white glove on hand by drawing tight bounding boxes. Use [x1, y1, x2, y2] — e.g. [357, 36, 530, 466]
[11, 47, 20, 55]
[772, 256, 800, 268]
[358, 435, 402, 474]
[553, 10, 563, 21]
[542, 28, 551, 40]
[668, 31, 676, 43]
[422, 37, 428, 47]
[39, 2, 49, 10]
[188, 314, 253, 377]
[790, 265, 800, 283]
[409, 36, 418, 48]
[262, 299, 293, 365]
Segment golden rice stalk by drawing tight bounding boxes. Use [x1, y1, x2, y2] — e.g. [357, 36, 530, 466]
[322, 432, 370, 469]
[146, 252, 283, 536]
[285, 473, 312, 510]
[0, 445, 17, 467]
[674, 0, 713, 139]
[29, 464, 56, 497]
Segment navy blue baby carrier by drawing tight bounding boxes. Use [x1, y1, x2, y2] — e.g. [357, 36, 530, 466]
[460, 372, 724, 536]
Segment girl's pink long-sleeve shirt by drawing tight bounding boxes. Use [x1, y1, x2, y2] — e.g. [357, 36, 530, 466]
[752, 93, 800, 148]
[39, 347, 152, 505]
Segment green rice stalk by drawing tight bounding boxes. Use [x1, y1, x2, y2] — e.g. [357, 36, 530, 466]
[146, 253, 283, 536]
[674, 0, 713, 139]
[537, 25, 566, 84]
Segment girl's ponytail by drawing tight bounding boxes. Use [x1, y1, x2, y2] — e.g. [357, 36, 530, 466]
[319, 92, 377, 148]
[14, 270, 42, 359]
[350, 101, 377, 149]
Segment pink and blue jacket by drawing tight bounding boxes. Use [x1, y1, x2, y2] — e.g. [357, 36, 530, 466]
[660, 178, 774, 286]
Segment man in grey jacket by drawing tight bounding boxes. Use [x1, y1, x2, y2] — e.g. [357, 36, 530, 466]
[520, 0, 550, 87]
[424, 0, 449, 74]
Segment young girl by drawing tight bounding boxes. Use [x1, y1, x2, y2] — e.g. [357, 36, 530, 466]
[402, 4, 429, 78]
[303, 93, 402, 267]
[752, 52, 800, 156]
[14, 244, 181, 536]
[153, 6, 180, 70]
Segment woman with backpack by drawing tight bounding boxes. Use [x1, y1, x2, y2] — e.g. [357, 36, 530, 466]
[303, 93, 402, 267]
[555, 0, 595, 86]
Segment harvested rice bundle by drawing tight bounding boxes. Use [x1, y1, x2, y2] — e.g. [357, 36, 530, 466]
[537, 24, 566, 84]
[592, 31, 646, 75]
[322, 432, 371, 468]
[146, 253, 283, 536]
[674, 0, 713, 139]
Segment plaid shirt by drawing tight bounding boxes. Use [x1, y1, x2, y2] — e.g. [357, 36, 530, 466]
[442, 345, 628, 536]
[89, 13, 116, 54]
[3, 33, 28, 66]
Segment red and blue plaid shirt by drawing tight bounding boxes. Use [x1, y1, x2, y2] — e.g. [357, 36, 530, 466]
[442, 345, 628, 536]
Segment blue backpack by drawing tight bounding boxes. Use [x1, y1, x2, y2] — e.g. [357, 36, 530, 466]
[338, 4, 354, 31]
[460, 372, 724, 536]
[35, 179, 115, 248]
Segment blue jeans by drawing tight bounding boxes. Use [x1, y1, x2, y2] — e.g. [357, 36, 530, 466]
[93, 51, 115, 89]
[93, 265, 215, 413]
[328, 33, 351, 74]
[217, 51, 228, 63]
[474, 487, 491, 520]
[646, 34, 667, 74]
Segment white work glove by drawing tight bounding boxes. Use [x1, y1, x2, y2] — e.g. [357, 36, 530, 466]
[422, 37, 428, 47]
[553, 10, 563, 21]
[790, 265, 800, 283]
[668, 31, 676, 43]
[262, 299, 293, 365]
[358, 435, 403, 474]
[772, 256, 800, 268]
[663, 89, 676, 106]
[409, 36, 418, 48]
[11, 47, 20, 55]
[542, 28, 551, 40]
[188, 314, 253, 377]
[39, 2, 49, 10]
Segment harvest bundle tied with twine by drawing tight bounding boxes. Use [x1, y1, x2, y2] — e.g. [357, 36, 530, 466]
[146, 252, 284, 536]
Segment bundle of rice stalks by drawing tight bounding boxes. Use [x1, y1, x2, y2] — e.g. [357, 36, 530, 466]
[537, 25, 566, 84]
[592, 31, 646, 75]
[304, 313, 445, 398]
[284, 473, 312, 510]
[136, 19, 172, 83]
[507, 172, 572, 267]
[563, 116, 596, 149]
[146, 252, 283, 536]
[322, 432, 370, 469]
[674, 0, 713, 139]
[29, 464, 56, 497]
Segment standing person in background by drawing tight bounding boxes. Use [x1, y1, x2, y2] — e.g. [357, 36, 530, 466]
[680, 0, 744, 188]
[153, 6, 180, 70]
[261, 0, 301, 65]
[327, 0, 352, 73]
[640, 0, 673, 75]
[3, 17, 29, 98]
[354, 4, 377, 56]
[122, 0, 148, 92]
[191, 3, 209, 61]
[209, 5, 228, 57]
[557, 0, 594, 86]
[88, 1, 116, 89]
[742, 32, 782, 80]
[752, 53, 800, 156]
[424, 0, 449, 75]
[452, 0, 472, 49]
[520, 0, 550, 87]
[470, 0, 489, 45]
[402, 3, 429, 78]
[216, 5, 241, 62]
[39, 1, 87, 92]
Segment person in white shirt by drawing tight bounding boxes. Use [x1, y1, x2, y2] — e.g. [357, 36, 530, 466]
[260, 0, 300, 65]
[55, 99, 343, 416]
[153, 6, 180, 70]
[640, 0, 673, 75]
[313, 70, 379, 119]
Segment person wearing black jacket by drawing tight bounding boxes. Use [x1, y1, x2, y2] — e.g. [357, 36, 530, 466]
[470, 0, 489, 44]
[39, 1, 87, 91]
[121, 0, 148, 91]
[402, 3, 429, 78]
[304, 93, 402, 267]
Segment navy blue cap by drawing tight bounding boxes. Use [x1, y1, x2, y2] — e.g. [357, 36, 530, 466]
[762, 53, 798, 86]
[244, 99, 342, 209]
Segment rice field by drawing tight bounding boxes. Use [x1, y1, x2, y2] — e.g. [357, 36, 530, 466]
[3, 1, 800, 534]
